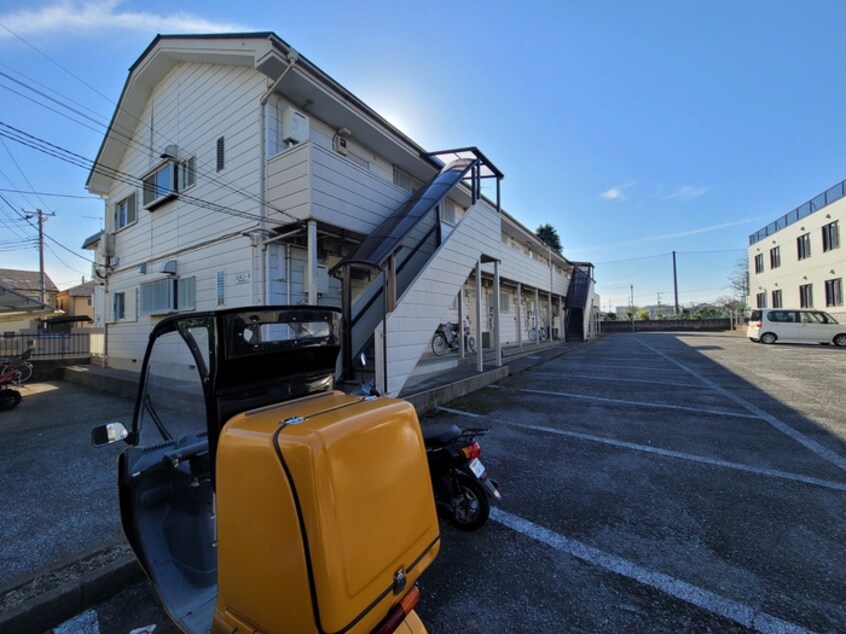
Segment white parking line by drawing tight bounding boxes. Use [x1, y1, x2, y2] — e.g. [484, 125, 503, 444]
[635, 337, 846, 473]
[490, 508, 813, 634]
[438, 407, 846, 493]
[527, 371, 706, 389]
[487, 384, 760, 419]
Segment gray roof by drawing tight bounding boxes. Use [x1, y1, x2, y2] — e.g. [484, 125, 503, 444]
[82, 230, 103, 249]
[62, 280, 95, 297]
[0, 268, 59, 293]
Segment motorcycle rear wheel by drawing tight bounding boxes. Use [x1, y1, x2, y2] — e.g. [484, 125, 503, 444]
[448, 474, 490, 531]
[0, 389, 21, 411]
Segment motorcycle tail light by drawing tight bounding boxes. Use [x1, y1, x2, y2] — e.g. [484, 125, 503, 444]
[462, 441, 481, 460]
[372, 585, 421, 634]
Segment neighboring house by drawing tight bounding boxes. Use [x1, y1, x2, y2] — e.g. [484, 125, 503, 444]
[748, 179, 845, 322]
[0, 268, 59, 331]
[53, 280, 95, 329]
[86, 33, 597, 395]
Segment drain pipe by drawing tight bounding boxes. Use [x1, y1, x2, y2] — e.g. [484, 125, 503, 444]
[259, 47, 299, 304]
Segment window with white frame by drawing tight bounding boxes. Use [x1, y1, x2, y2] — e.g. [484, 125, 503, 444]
[142, 162, 176, 209]
[113, 193, 136, 230]
[178, 157, 196, 191]
[441, 199, 457, 226]
[216, 271, 225, 305]
[112, 292, 125, 321]
[140, 276, 196, 315]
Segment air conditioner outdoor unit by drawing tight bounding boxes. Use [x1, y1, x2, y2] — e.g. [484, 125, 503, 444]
[282, 108, 309, 144]
[101, 233, 115, 258]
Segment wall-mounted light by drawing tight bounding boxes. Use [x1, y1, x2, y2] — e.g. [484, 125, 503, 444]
[831, 270, 836, 275]
[802, 275, 808, 280]
[826, 214, 831, 219]
[337, 127, 352, 137]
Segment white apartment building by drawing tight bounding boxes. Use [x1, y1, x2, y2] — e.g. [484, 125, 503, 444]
[748, 179, 845, 322]
[85, 33, 597, 395]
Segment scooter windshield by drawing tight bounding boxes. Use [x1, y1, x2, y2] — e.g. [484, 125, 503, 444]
[135, 318, 213, 447]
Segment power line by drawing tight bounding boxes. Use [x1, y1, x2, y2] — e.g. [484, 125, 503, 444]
[0, 187, 96, 200]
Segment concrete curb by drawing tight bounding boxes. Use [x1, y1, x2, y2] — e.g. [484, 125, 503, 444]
[0, 548, 142, 633]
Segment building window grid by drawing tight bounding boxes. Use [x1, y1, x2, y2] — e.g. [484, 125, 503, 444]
[797, 233, 811, 260]
[769, 246, 781, 269]
[771, 289, 782, 308]
[754, 253, 764, 274]
[799, 283, 813, 308]
[822, 221, 840, 252]
[825, 278, 843, 307]
[756, 292, 766, 308]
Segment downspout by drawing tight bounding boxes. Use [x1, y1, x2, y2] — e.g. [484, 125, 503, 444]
[259, 47, 299, 305]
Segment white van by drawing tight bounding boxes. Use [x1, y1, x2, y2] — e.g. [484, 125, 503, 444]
[747, 309, 846, 346]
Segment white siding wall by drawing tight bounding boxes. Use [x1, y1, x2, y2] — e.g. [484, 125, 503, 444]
[104, 62, 266, 371]
[384, 199, 502, 395]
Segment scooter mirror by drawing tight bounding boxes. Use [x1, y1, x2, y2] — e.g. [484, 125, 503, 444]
[91, 422, 129, 447]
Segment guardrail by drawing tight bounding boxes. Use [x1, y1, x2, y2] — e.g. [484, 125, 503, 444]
[749, 179, 845, 245]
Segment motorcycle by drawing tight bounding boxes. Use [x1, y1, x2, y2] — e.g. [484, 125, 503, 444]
[354, 377, 501, 531]
[423, 424, 501, 531]
[0, 368, 22, 411]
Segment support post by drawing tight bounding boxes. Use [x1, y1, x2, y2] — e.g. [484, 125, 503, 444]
[493, 260, 501, 367]
[457, 288, 465, 359]
[475, 261, 483, 373]
[516, 283, 523, 348]
[307, 219, 318, 304]
[673, 250, 680, 316]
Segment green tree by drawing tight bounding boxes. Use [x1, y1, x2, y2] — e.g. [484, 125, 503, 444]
[536, 224, 562, 252]
[605, 312, 618, 321]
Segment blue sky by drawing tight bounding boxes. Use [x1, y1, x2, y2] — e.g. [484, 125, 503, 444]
[1, 1, 845, 310]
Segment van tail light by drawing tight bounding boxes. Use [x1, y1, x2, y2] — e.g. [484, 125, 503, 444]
[372, 585, 421, 634]
[462, 441, 481, 460]
[753, 321, 761, 328]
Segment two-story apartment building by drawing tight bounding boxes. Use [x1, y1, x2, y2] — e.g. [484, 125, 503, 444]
[748, 179, 845, 322]
[86, 33, 597, 396]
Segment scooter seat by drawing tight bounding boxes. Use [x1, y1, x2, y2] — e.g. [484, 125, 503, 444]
[421, 423, 461, 446]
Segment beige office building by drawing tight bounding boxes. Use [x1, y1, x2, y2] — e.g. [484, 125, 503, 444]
[748, 179, 845, 322]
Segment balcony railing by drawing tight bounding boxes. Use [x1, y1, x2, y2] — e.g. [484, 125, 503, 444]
[749, 179, 845, 245]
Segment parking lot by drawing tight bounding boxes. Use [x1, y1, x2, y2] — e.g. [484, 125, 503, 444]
[32, 332, 846, 632]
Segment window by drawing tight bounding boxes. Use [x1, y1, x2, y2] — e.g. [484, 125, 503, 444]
[771, 289, 782, 308]
[140, 276, 196, 315]
[178, 156, 196, 191]
[799, 283, 813, 308]
[500, 292, 512, 313]
[112, 292, 125, 321]
[142, 162, 176, 209]
[216, 137, 225, 172]
[756, 292, 766, 308]
[441, 199, 457, 226]
[217, 271, 226, 305]
[825, 278, 843, 307]
[392, 166, 422, 193]
[769, 246, 781, 269]
[754, 253, 764, 274]
[797, 233, 811, 260]
[822, 220, 840, 252]
[113, 193, 137, 230]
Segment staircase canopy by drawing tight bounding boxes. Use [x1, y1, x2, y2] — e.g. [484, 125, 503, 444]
[333, 158, 477, 273]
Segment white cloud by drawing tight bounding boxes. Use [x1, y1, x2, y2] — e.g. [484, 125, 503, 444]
[600, 181, 635, 202]
[0, 1, 248, 38]
[665, 185, 708, 202]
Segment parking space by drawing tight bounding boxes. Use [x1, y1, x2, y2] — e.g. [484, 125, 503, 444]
[45, 332, 846, 632]
[417, 332, 846, 632]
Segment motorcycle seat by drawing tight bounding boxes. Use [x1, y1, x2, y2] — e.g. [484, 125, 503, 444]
[421, 423, 461, 446]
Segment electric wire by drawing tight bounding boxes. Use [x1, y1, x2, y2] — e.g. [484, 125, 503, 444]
[0, 188, 97, 200]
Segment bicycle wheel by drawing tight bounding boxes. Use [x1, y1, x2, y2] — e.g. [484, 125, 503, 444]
[16, 362, 33, 383]
[431, 333, 449, 356]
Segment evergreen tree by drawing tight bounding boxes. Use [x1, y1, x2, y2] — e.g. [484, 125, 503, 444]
[536, 224, 562, 252]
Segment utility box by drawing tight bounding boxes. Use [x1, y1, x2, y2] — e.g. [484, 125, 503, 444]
[282, 108, 309, 144]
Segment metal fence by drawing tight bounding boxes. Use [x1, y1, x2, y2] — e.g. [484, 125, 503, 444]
[0, 330, 101, 360]
[748, 178, 845, 245]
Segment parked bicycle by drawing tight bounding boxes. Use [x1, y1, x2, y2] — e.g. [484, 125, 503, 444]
[0, 348, 34, 384]
[431, 322, 476, 356]
[527, 323, 548, 343]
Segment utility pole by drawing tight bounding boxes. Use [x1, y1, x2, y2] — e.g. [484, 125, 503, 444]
[630, 284, 635, 332]
[672, 250, 680, 316]
[25, 209, 56, 306]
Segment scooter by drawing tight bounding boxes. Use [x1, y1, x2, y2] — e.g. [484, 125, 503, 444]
[353, 378, 501, 531]
[0, 368, 22, 411]
[423, 424, 501, 531]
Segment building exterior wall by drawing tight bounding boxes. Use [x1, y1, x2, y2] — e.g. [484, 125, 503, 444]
[748, 185, 846, 323]
[91, 37, 591, 379]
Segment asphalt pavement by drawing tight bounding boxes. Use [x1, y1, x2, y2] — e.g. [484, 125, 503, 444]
[11, 332, 846, 632]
